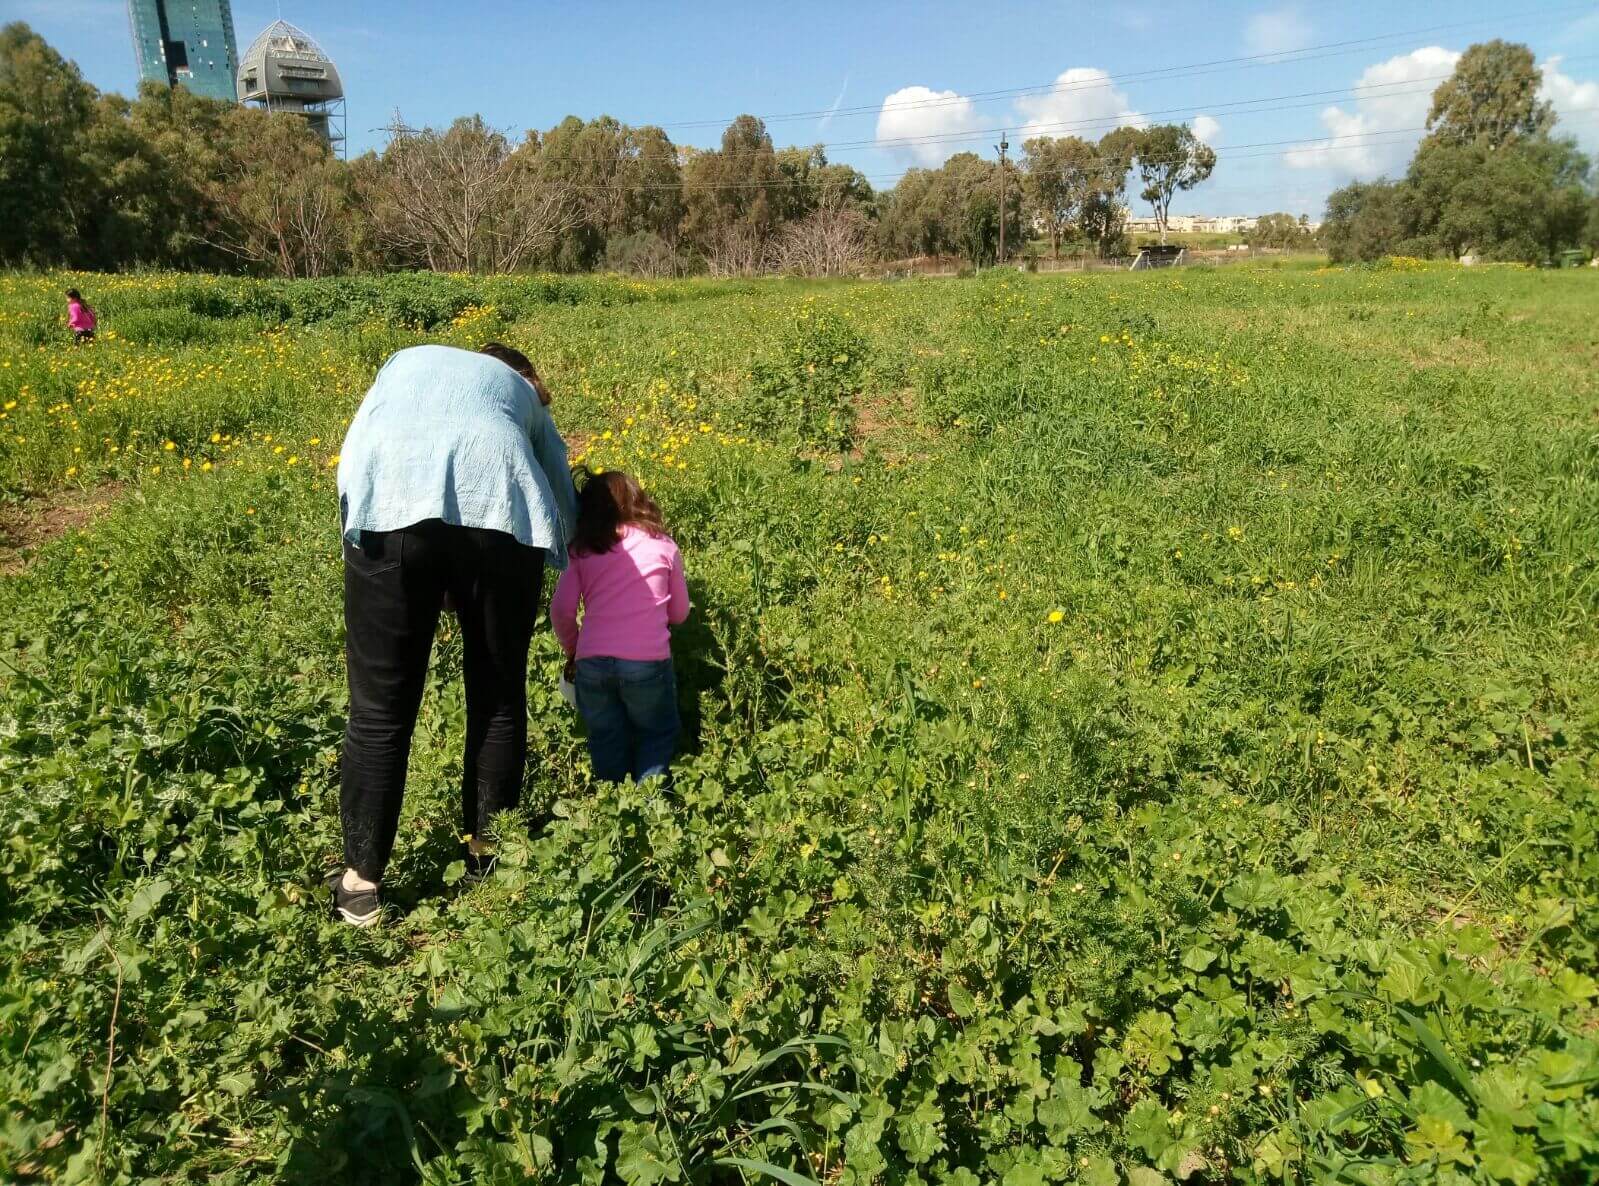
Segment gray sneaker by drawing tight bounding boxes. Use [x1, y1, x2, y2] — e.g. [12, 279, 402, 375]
[328, 871, 381, 927]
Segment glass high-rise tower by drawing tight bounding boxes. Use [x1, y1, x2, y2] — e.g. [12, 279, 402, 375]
[127, 0, 240, 103]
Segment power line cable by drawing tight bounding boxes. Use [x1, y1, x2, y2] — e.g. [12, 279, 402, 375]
[645, 3, 1595, 132]
[539, 106, 1599, 191]
[807, 51, 1597, 156]
[833, 76, 1466, 152]
[643, 55, 1595, 165]
[378, 57, 1598, 177]
[512, 46, 1599, 170]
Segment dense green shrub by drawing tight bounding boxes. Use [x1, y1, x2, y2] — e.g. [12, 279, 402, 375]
[747, 305, 868, 449]
[111, 304, 266, 346]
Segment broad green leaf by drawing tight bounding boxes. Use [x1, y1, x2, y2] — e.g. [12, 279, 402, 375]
[714, 1157, 819, 1186]
[127, 877, 172, 922]
[1223, 870, 1280, 912]
[616, 1124, 680, 1186]
[434, 986, 477, 1018]
[1037, 1080, 1102, 1139]
[527, 1132, 555, 1172]
[1406, 1115, 1471, 1166]
[1537, 1101, 1599, 1160]
[897, 1098, 943, 1164]
[1551, 967, 1596, 1009]
[1474, 1066, 1535, 1127]
[1005, 1092, 1035, 1126]
[1408, 1081, 1471, 1131]
[1180, 945, 1217, 973]
[1476, 1115, 1540, 1186]
[1125, 1099, 1174, 1159]
[1123, 1010, 1182, 1076]
[1000, 1162, 1045, 1186]
[842, 1120, 888, 1180]
[1380, 954, 1436, 1005]
[947, 981, 977, 1018]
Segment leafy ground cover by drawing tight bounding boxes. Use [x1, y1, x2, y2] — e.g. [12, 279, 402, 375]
[0, 261, 1596, 1185]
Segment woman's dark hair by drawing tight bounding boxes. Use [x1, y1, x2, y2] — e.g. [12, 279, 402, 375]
[478, 341, 533, 378]
[571, 468, 666, 556]
[66, 289, 83, 302]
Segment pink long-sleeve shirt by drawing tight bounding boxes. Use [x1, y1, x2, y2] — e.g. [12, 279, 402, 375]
[550, 526, 690, 661]
[68, 300, 96, 332]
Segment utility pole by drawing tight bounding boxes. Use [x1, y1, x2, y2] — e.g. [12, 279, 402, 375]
[996, 132, 1009, 267]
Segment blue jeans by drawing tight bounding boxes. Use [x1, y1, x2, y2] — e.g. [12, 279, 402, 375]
[574, 657, 680, 784]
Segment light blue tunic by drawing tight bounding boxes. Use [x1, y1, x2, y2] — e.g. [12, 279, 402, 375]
[337, 344, 577, 569]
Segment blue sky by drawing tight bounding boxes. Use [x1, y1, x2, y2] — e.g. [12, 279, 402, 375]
[13, 0, 1599, 217]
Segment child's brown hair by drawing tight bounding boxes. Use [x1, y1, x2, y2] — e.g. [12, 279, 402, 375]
[571, 469, 665, 556]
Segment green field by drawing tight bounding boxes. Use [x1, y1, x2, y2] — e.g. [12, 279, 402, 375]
[1, 261, 1596, 1185]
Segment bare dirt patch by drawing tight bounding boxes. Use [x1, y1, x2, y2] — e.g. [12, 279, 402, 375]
[855, 388, 917, 443]
[820, 389, 937, 473]
[0, 482, 125, 575]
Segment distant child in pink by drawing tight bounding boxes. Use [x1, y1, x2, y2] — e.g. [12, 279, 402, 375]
[66, 289, 96, 344]
[550, 470, 690, 783]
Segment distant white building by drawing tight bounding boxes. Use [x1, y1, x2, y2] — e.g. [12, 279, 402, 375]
[1191, 215, 1258, 233]
[1124, 212, 1263, 235]
[1119, 210, 1320, 237]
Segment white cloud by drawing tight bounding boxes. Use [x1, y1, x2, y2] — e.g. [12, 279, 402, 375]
[1192, 114, 1222, 145]
[1286, 47, 1599, 176]
[1540, 57, 1599, 153]
[876, 68, 1147, 168]
[1012, 68, 1147, 140]
[1245, 6, 1313, 56]
[876, 86, 984, 165]
[1286, 46, 1460, 176]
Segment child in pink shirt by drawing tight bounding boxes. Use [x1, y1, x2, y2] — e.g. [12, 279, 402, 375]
[550, 470, 690, 783]
[66, 288, 96, 344]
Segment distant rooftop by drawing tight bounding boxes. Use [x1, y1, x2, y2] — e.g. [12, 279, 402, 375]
[238, 19, 343, 103]
[240, 19, 331, 69]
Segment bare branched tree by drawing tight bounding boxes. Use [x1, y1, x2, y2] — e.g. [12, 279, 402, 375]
[703, 221, 764, 278]
[770, 200, 870, 276]
[604, 231, 685, 277]
[492, 143, 582, 272]
[374, 114, 579, 272]
[205, 109, 349, 277]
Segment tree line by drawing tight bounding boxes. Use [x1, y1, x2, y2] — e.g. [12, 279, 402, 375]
[4, 23, 1593, 276]
[0, 22, 1224, 278]
[1322, 41, 1599, 264]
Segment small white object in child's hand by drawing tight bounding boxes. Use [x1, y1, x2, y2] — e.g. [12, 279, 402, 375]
[558, 672, 578, 709]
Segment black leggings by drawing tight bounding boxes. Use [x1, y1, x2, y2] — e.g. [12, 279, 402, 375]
[340, 520, 545, 881]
